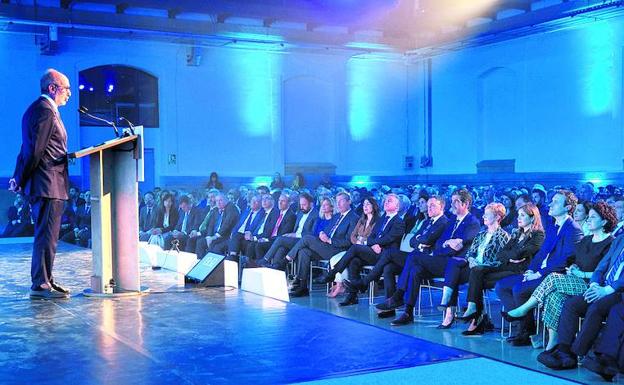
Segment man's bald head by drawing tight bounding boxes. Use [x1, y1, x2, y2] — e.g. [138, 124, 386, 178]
[40, 68, 71, 107]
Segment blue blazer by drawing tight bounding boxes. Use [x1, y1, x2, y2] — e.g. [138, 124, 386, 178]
[432, 212, 481, 257]
[328, 210, 359, 250]
[592, 235, 624, 291]
[528, 217, 583, 275]
[410, 215, 450, 251]
[366, 214, 405, 249]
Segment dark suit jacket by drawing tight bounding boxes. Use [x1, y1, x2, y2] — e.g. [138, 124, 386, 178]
[410, 215, 450, 251]
[432, 212, 481, 257]
[73, 204, 92, 230]
[13, 97, 69, 200]
[155, 208, 179, 233]
[207, 202, 240, 239]
[366, 214, 405, 249]
[592, 235, 624, 291]
[293, 209, 318, 237]
[174, 206, 204, 233]
[261, 208, 296, 240]
[139, 205, 158, 232]
[496, 229, 545, 271]
[528, 217, 583, 275]
[328, 210, 359, 250]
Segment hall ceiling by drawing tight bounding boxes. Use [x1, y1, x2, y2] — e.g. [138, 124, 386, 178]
[0, 0, 623, 55]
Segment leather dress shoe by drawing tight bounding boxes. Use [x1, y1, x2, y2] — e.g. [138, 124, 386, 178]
[391, 312, 414, 326]
[289, 287, 309, 297]
[30, 287, 69, 299]
[582, 355, 618, 382]
[313, 272, 335, 285]
[377, 310, 396, 319]
[339, 292, 358, 306]
[511, 334, 532, 347]
[343, 279, 367, 294]
[50, 282, 70, 294]
[375, 295, 404, 312]
[537, 346, 559, 365]
[538, 349, 578, 370]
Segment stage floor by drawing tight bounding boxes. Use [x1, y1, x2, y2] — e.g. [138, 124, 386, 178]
[0, 240, 611, 384]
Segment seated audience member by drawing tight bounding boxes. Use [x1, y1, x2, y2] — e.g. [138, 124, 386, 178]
[533, 184, 551, 225]
[405, 192, 429, 237]
[536, 228, 624, 370]
[314, 197, 335, 236]
[437, 203, 511, 335]
[611, 197, 624, 237]
[68, 186, 85, 215]
[258, 192, 317, 270]
[515, 193, 532, 212]
[291, 172, 305, 191]
[582, 298, 624, 381]
[194, 193, 240, 257]
[227, 194, 265, 262]
[457, 203, 544, 334]
[503, 201, 616, 349]
[573, 200, 591, 236]
[148, 192, 179, 249]
[206, 171, 223, 190]
[499, 192, 517, 231]
[377, 188, 481, 327]
[250, 193, 296, 263]
[237, 185, 250, 213]
[139, 192, 158, 242]
[197, 188, 217, 212]
[61, 191, 92, 247]
[496, 190, 583, 346]
[287, 192, 359, 297]
[256, 185, 270, 195]
[164, 195, 203, 251]
[240, 194, 277, 262]
[328, 196, 380, 298]
[270, 172, 286, 190]
[318, 194, 405, 306]
[2, 193, 32, 237]
[226, 189, 242, 213]
[59, 200, 76, 240]
[344, 196, 449, 310]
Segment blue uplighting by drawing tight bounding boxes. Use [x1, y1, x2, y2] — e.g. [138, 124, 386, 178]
[582, 22, 614, 116]
[348, 60, 376, 141]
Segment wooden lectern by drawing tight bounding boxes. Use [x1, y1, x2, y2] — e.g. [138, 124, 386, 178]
[69, 131, 144, 296]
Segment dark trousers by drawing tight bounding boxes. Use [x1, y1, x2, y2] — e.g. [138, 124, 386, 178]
[558, 293, 621, 356]
[495, 273, 543, 333]
[196, 236, 229, 259]
[442, 257, 471, 306]
[467, 265, 517, 312]
[228, 232, 246, 255]
[294, 235, 341, 287]
[333, 244, 381, 281]
[185, 235, 201, 254]
[262, 236, 299, 269]
[594, 301, 624, 358]
[30, 198, 64, 290]
[254, 239, 274, 262]
[404, 253, 450, 306]
[362, 248, 407, 298]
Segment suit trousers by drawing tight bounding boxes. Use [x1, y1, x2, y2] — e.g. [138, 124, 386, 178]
[254, 240, 274, 262]
[362, 248, 407, 298]
[404, 254, 450, 306]
[333, 244, 381, 281]
[262, 236, 299, 269]
[495, 273, 543, 334]
[228, 232, 246, 255]
[294, 235, 342, 287]
[594, 301, 624, 359]
[558, 292, 621, 356]
[30, 197, 64, 290]
[466, 265, 517, 312]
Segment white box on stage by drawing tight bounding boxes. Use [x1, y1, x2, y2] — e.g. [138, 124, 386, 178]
[159, 250, 198, 274]
[185, 253, 239, 288]
[241, 268, 289, 302]
[139, 242, 163, 266]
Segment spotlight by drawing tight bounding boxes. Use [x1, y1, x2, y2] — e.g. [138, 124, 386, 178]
[78, 84, 85, 90]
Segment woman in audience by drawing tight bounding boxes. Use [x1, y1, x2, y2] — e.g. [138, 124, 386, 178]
[503, 201, 616, 350]
[499, 192, 517, 231]
[314, 197, 335, 236]
[436, 203, 510, 333]
[206, 171, 223, 191]
[574, 200, 591, 235]
[456, 203, 545, 333]
[148, 192, 179, 249]
[270, 172, 286, 190]
[291, 172, 305, 191]
[327, 197, 379, 298]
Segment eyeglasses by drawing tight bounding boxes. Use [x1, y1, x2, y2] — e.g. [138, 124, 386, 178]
[53, 84, 71, 91]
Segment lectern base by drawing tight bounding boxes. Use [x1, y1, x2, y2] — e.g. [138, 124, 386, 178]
[83, 286, 150, 298]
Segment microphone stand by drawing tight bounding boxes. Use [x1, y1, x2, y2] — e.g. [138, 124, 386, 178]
[78, 107, 120, 138]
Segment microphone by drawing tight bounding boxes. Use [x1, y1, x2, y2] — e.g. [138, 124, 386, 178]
[78, 106, 119, 138]
[118, 116, 136, 136]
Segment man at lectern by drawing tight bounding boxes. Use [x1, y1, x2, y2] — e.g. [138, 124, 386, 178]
[9, 68, 71, 299]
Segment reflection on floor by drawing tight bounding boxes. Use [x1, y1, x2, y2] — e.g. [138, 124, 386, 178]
[0, 241, 615, 384]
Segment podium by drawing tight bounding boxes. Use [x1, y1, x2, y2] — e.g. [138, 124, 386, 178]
[69, 132, 144, 296]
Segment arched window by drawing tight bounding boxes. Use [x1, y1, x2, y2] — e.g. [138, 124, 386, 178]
[78, 65, 159, 128]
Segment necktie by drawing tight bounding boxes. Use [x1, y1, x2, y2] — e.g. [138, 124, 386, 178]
[86, 205, 90, 215]
[271, 212, 284, 237]
[181, 212, 188, 233]
[606, 249, 624, 286]
[377, 216, 390, 237]
[243, 211, 254, 231]
[215, 211, 223, 233]
[329, 214, 345, 238]
[450, 219, 461, 237]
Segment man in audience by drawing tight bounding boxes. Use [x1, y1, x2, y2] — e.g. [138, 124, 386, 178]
[240, 194, 277, 262]
[377, 188, 481, 326]
[194, 193, 240, 257]
[611, 197, 624, 237]
[61, 190, 91, 247]
[227, 194, 265, 262]
[345, 195, 449, 316]
[250, 193, 296, 262]
[288, 192, 359, 297]
[164, 195, 203, 251]
[317, 193, 405, 306]
[258, 192, 317, 270]
[582, 298, 624, 381]
[497, 189, 583, 346]
[139, 191, 157, 242]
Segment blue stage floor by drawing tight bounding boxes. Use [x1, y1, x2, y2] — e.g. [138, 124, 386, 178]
[0, 241, 585, 384]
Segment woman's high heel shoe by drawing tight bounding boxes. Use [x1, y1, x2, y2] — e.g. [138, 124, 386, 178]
[436, 317, 455, 329]
[501, 310, 524, 323]
[457, 311, 479, 323]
